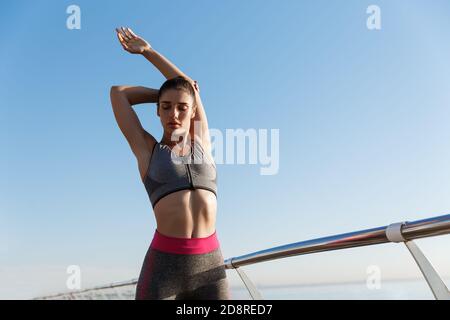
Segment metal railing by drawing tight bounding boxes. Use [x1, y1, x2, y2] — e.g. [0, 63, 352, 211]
[35, 214, 450, 300]
[34, 279, 138, 300]
[224, 214, 450, 300]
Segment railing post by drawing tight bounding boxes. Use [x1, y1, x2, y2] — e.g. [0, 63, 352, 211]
[386, 222, 450, 300]
[404, 241, 450, 300]
[234, 267, 264, 300]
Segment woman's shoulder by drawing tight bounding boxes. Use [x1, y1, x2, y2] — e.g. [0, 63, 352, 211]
[139, 132, 159, 183]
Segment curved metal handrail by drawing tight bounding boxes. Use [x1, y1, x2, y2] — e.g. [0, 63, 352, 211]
[224, 213, 450, 300]
[224, 214, 450, 269]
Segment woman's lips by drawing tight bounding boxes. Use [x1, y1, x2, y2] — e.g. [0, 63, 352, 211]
[168, 123, 180, 127]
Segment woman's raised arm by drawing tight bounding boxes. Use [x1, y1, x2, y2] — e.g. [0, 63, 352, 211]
[115, 26, 193, 82]
[141, 48, 192, 81]
[110, 85, 159, 161]
[112, 85, 159, 106]
[115, 27, 213, 155]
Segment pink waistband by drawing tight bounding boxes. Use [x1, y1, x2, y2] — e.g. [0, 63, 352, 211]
[150, 229, 220, 254]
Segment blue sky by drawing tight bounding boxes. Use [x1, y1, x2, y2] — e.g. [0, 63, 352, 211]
[1, 0, 450, 299]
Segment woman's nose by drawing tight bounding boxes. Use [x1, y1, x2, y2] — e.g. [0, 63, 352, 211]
[169, 108, 178, 117]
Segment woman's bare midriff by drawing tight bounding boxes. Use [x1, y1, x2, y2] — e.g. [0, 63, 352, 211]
[139, 137, 217, 239]
[152, 188, 217, 239]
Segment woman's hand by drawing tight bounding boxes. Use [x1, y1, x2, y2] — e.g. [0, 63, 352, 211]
[192, 80, 200, 94]
[115, 27, 151, 55]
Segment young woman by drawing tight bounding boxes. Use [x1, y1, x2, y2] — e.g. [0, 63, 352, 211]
[110, 27, 231, 300]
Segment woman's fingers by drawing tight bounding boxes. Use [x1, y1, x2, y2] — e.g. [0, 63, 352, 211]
[116, 31, 130, 51]
[115, 26, 143, 53]
[126, 27, 138, 39]
[117, 32, 127, 46]
[115, 28, 127, 42]
[193, 80, 200, 93]
[124, 27, 136, 39]
[116, 30, 123, 42]
[116, 27, 129, 41]
[120, 26, 132, 41]
[115, 26, 139, 42]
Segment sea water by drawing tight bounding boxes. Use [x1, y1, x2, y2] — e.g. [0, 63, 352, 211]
[230, 278, 441, 300]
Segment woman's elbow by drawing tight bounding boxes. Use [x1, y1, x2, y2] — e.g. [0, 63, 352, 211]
[110, 86, 130, 106]
[110, 85, 125, 94]
[110, 86, 128, 102]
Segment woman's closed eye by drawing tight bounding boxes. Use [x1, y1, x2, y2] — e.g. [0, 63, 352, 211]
[162, 104, 188, 111]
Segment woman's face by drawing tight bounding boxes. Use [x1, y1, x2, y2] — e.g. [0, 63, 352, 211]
[158, 89, 195, 135]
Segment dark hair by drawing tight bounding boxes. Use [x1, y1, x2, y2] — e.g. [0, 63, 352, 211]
[157, 76, 196, 107]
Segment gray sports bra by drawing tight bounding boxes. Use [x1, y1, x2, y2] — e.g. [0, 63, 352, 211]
[143, 139, 217, 209]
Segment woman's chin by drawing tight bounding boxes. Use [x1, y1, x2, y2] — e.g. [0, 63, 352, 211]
[167, 127, 187, 135]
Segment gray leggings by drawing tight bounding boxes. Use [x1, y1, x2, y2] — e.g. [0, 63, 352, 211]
[135, 246, 232, 300]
